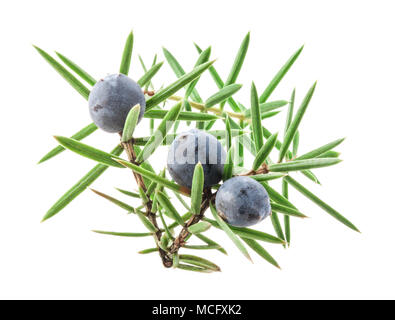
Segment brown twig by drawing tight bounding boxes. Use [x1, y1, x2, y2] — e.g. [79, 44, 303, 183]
[119, 134, 173, 267]
[239, 163, 269, 176]
[169, 189, 216, 254]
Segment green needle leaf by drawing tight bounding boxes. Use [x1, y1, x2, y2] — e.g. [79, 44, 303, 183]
[159, 232, 171, 250]
[270, 203, 307, 218]
[238, 131, 256, 156]
[146, 60, 215, 111]
[190, 163, 204, 215]
[250, 82, 264, 151]
[317, 150, 341, 158]
[284, 176, 360, 232]
[260, 181, 298, 209]
[176, 263, 213, 273]
[268, 158, 342, 172]
[210, 203, 252, 262]
[155, 190, 185, 226]
[292, 131, 300, 156]
[115, 188, 140, 198]
[270, 212, 286, 244]
[136, 102, 182, 162]
[152, 54, 158, 68]
[38, 123, 98, 164]
[203, 217, 285, 244]
[224, 32, 250, 88]
[205, 84, 243, 109]
[179, 254, 221, 272]
[92, 230, 152, 237]
[242, 238, 281, 269]
[119, 31, 134, 75]
[55, 52, 96, 86]
[282, 179, 291, 246]
[172, 252, 180, 268]
[183, 244, 220, 250]
[144, 109, 219, 121]
[90, 188, 138, 213]
[162, 47, 186, 77]
[195, 42, 224, 86]
[138, 55, 148, 71]
[33, 45, 90, 100]
[138, 186, 149, 204]
[188, 221, 211, 234]
[259, 45, 304, 103]
[136, 211, 157, 233]
[139, 248, 159, 254]
[278, 82, 317, 162]
[42, 145, 123, 222]
[250, 172, 286, 182]
[223, 146, 234, 181]
[54, 136, 124, 168]
[195, 233, 227, 255]
[284, 89, 295, 141]
[185, 47, 211, 99]
[146, 172, 160, 197]
[115, 159, 190, 196]
[261, 111, 281, 120]
[252, 132, 278, 171]
[243, 100, 288, 118]
[151, 194, 159, 214]
[138, 55, 157, 90]
[295, 138, 346, 160]
[137, 61, 164, 88]
[122, 104, 141, 142]
[225, 115, 232, 151]
[158, 208, 172, 240]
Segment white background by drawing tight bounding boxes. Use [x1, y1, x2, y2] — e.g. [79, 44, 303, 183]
[0, 0, 394, 299]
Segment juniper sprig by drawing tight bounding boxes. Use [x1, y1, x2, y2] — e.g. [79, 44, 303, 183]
[35, 30, 358, 272]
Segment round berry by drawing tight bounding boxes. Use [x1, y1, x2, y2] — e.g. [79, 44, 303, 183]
[167, 129, 226, 189]
[88, 74, 146, 133]
[215, 176, 271, 227]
